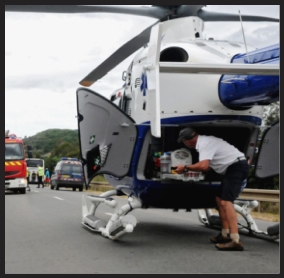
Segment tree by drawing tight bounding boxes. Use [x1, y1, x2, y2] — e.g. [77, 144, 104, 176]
[262, 102, 279, 126]
[248, 102, 280, 190]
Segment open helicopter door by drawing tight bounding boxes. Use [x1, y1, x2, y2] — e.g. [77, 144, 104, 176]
[145, 17, 205, 137]
[145, 20, 183, 137]
[76, 88, 137, 186]
[145, 22, 163, 138]
[255, 121, 279, 179]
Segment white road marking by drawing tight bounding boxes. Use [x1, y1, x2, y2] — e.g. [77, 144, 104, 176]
[54, 196, 64, 200]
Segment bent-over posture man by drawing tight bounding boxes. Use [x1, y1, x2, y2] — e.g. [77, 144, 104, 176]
[175, 127, 249, 251]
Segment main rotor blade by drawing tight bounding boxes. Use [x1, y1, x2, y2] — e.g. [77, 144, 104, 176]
[177, 5, 206, 17]
[5, 5, 168, 19]
[79, 21, 159, 87]
[197, 10, 279, 22]
[5, 5, 279, 23]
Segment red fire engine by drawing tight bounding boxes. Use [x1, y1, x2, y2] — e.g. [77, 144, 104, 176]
[5, 130, 27, 194]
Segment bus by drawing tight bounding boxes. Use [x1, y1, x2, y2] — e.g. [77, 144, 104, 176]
[25, 158, 45, 184]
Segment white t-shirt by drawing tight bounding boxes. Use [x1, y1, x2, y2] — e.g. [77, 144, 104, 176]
[196, 135, 245, 174]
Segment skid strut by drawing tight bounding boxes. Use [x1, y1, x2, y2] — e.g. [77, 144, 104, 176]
[82, 190, 142, 240]
[197, 199, 279, 241]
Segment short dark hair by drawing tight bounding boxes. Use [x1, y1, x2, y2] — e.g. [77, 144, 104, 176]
[177, 127, 196, 143]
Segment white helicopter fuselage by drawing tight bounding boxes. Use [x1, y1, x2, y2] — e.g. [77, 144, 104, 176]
[76, 15, 279, 242]
[112, 17, 264, 125]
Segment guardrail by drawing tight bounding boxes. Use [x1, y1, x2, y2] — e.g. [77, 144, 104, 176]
[90, 182, 279, 202]
[238, 189, 279, 212]
[239, 189, 279, 203]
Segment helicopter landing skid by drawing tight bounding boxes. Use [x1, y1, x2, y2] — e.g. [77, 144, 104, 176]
[197, 200, 279, 241]
[81, 190, 142, 240]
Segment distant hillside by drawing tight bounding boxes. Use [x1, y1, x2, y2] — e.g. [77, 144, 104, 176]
[23, 129, 79, 156]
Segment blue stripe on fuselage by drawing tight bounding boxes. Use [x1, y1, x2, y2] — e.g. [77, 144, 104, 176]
[219, 44, 279, 108]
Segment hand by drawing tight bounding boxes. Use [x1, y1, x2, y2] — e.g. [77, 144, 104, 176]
[174, 165, 186, 174]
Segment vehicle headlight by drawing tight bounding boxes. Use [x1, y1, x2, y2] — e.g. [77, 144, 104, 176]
[20, 179, 26, 184]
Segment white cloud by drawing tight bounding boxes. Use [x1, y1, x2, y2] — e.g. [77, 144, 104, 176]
[5, 5, 279, 137]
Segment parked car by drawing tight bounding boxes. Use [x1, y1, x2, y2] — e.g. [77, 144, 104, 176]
[50, 157, 84, 191]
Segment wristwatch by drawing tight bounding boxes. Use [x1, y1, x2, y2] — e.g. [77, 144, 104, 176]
[184, 165, 187, 172]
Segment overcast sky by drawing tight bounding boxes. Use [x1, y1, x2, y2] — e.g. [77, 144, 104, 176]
[5, 5, 279, 138]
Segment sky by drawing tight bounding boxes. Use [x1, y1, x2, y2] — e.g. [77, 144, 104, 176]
[5, 5, 279, 138]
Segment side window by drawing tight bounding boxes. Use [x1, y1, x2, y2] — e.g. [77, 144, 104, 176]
[121, 92, 131, 115]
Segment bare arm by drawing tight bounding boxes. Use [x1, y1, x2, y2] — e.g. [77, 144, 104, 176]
[174, 160, 210, 174]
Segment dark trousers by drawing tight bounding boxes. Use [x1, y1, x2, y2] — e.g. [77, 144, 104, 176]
[37, 176, 44, 188]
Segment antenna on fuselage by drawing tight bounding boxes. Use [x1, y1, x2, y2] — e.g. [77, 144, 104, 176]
[239, 10, 250, 63]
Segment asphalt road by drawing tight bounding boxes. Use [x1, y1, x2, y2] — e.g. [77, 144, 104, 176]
[5, 185, 280, 274]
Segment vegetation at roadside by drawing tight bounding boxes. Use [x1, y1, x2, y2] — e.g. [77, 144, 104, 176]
[250, 211, 279, 222]
[246, 102, 279, 190]
[91, 175, 107, 182]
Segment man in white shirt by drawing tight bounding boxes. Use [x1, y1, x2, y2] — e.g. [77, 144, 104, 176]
[175, 127, 249, 251]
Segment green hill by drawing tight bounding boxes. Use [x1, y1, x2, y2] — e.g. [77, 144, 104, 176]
[23, 129, 80, 170]
[23, 129, 79, 154]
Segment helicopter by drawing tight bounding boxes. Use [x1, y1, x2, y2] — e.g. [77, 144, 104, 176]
[5, 5, 279, 242]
